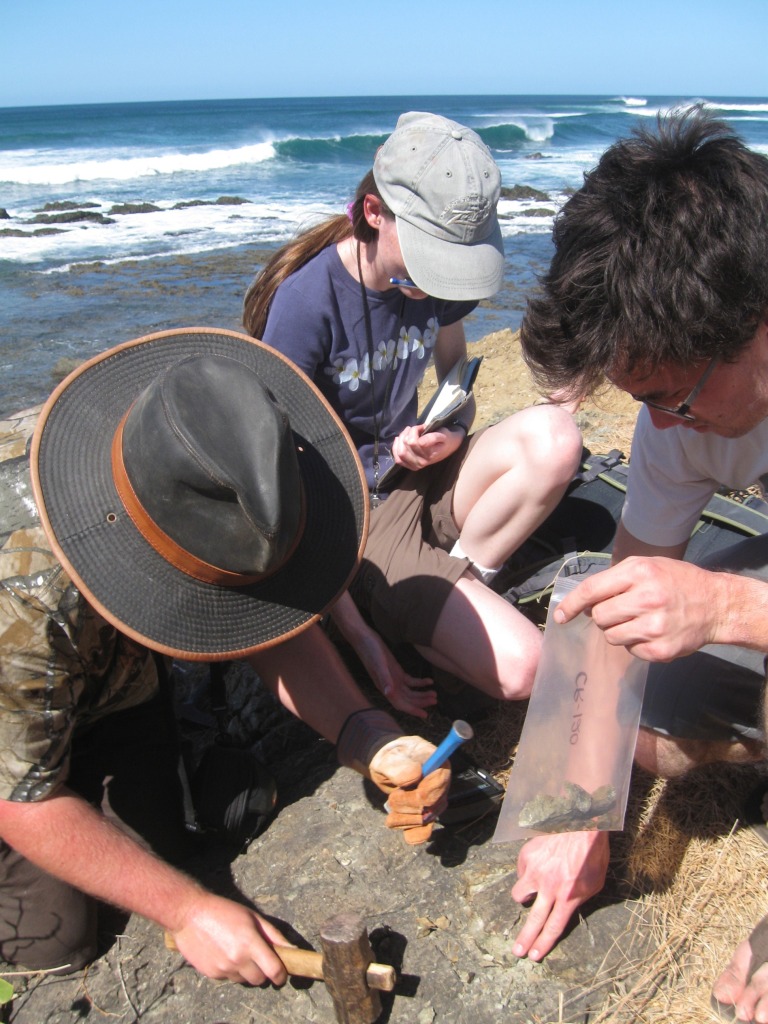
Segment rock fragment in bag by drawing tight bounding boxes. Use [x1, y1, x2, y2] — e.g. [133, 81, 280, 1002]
[518, 781, 617, 831]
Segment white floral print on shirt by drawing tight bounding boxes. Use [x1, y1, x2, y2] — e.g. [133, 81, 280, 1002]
[326, 317, 440, 393]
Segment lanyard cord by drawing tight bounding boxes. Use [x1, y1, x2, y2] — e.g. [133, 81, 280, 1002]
[356, 241, 399, 505]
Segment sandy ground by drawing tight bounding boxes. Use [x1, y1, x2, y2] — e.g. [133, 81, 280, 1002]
[420, 328, 640, 456]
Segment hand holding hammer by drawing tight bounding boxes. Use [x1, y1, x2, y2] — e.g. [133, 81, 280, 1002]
[166, 912, 394, 1023]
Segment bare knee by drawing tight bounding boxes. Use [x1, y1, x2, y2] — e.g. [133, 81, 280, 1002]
[493, 628, 541, 701]
[519, 404, 582, 488]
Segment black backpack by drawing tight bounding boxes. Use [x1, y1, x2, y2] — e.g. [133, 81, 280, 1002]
[493, 449, 768, 623]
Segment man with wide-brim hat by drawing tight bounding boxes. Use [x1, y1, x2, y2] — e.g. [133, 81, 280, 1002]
[0, 327, 450, 984]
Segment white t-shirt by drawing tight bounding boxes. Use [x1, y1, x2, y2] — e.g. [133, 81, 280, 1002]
[622, 406, 768, 547]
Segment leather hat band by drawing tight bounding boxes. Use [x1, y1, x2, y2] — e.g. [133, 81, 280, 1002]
[111, 412, 266, 588]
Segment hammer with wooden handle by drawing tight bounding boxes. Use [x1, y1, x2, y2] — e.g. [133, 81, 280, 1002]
[164, 914, 395, 1022]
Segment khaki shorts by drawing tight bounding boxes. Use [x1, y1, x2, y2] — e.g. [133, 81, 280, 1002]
[350, 432, 483, 646]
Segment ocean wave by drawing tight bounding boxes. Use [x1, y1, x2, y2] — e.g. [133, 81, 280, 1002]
[275, 131, 388, 163]
[478, 120, 552, 147]
[703, 101, 768, 113]
[606, 96, 651, 107]
[627, 99, 706, 119]
[622, 98, 768, 124]
[0, 142, 277, 186]
[0, 196, 337, 265]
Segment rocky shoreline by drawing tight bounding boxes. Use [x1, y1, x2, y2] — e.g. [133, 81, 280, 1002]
[0, 196, 252, 238]
[0, 180, 560, 239]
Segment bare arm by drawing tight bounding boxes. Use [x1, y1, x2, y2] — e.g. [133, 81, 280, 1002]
[329, 593, 437, 718]
[0, 791, 289, 984]
[250, 623, 451, 842]
[558, 520, 768, 659]
[611, 519, 688, 563]
[248, 622, 371, 742]
[391, 320, 475, 470]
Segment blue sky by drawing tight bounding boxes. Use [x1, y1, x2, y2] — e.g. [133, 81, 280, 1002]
[4, 0, 766, 107]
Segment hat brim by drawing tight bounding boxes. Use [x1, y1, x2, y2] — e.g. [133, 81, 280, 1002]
[31, 328, 369, 661]
[396, 216, 505, 301]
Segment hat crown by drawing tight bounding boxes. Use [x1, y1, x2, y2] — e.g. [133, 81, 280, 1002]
[121, 355, 302, 576]
[374, 111, 501, 245]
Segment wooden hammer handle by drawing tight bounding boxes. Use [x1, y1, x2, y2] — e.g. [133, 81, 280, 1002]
[163, 931, 396, 992]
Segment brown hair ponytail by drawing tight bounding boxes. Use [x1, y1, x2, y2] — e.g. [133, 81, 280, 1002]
[242, 170, 388, 339]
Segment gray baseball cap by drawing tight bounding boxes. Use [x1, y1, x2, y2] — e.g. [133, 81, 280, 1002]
[373, 111, 504, 301]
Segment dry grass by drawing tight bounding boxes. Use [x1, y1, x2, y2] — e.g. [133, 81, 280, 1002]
[596, 764, 768, 1023]
[465, 695, 768, 1024]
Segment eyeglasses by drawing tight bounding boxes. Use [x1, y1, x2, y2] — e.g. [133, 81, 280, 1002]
[633, 357, 718, 422]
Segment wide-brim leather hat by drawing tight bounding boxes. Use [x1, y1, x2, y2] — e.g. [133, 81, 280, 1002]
[31, 327, 369, 660]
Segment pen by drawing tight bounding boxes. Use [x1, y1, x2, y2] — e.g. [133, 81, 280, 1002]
[389, 276, 418, 288]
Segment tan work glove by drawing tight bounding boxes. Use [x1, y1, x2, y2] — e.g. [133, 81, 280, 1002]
[371, 737, 451, 844]
[336, 711, 451, 845]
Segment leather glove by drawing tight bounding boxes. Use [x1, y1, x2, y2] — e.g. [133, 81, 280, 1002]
[369, 737, 451, 845]
[336, 711, 451, 845]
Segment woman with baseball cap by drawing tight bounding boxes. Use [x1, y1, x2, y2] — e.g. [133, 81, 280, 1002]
[244, 112, 583, 717]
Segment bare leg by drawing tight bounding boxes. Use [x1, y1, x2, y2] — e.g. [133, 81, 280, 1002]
[316, 405, 579, 706]
[634, 726, 765, 777]
[453, 404, 582, 569]
[416, 575, 543, 700]
[414, 404, 580, 701]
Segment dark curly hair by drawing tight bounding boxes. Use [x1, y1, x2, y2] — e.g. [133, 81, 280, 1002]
[520, 108, 768, 398]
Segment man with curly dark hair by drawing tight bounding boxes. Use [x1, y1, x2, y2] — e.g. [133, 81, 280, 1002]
[515, 109, 768, 1021]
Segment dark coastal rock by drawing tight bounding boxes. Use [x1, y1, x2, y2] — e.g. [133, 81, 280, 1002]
[52, 357, 85, 382]
[172, 195, 249, 210]
[0, 227, 66, 237]
[29, 210, 115, 225]
[108, 202, 162, 215]
[500, 184, 550, 202]
[36, 200, 100, 212]
[6, 659, 654, 1024]
[0, 208, 9, 220]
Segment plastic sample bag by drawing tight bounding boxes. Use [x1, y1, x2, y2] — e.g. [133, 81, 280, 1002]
[493, 554, 649, 842]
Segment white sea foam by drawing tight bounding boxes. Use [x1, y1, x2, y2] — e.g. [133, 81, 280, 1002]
[703, 101, 768, 113]
[3, 198, 336, 266]
[519, 118, 555, 143]
[0, 142, 277, 186]
[499, 217, 555, 237]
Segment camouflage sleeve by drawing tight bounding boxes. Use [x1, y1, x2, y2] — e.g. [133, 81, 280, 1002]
[0, 527, 157, 802]
[0, 411, 158, 802]
[0, 528, 87, 800]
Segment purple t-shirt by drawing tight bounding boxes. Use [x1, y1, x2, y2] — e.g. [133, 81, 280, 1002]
[261, 245, 477, 490]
